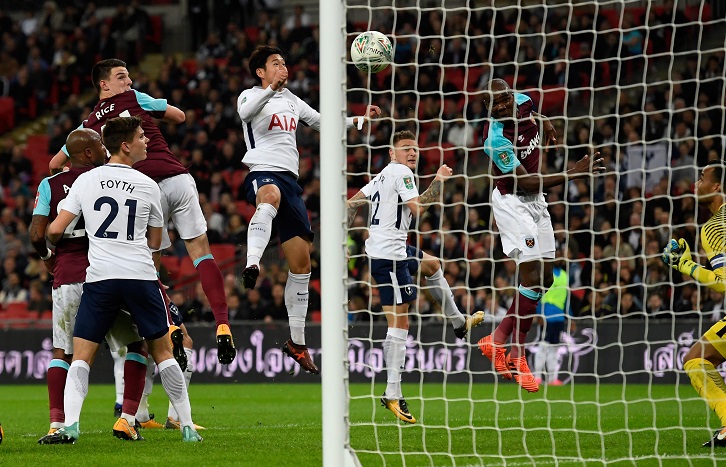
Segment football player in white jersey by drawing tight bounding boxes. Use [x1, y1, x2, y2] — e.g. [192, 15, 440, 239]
[44, 116, 202, 444]
[236, 45, 381, 374]
[346, 130, 485, 424]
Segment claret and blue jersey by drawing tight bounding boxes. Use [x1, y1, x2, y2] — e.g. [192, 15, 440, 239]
[482, 92, 543, 195]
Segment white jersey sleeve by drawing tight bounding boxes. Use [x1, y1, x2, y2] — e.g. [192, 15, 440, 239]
[73, 164, 160, 282]
[363, 163, 419, 260]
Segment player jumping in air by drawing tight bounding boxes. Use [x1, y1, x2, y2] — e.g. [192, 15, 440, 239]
[48, 59, 235, 365]
[663, 162, 726, 448]
[477, 79, 604, 392]
[237, 45, 380, 374]
[347, 130, 485, 423]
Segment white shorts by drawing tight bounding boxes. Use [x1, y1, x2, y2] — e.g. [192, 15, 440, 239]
[104, 310, 142, 353]
[492, 188, 555, 263]
[158, 173, 207, 250]
[52, 284, 142, 354]
[52, 283, 83, 354]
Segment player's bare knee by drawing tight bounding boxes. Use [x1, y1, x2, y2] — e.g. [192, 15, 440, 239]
[185, 233, 212, 259]
[420, 256, 440, 277]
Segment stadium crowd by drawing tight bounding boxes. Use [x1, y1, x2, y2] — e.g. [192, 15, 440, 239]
[0, 1, 724, 327]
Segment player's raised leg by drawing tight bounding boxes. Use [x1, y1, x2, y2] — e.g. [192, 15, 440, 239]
[242, 183, 281, 290]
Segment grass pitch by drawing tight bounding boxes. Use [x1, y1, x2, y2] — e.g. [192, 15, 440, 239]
[0, 383, 725, 466]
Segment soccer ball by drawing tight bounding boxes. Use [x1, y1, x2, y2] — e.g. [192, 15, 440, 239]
[350, 31, 393, 73]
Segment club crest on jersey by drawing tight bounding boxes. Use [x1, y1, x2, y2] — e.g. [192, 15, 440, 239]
[498, 151, 511, 165]
[525, 237, 535, 248]
[404, 286, 413, 296]
[288, 101, 295, 112]
[403, 176, 414, 190]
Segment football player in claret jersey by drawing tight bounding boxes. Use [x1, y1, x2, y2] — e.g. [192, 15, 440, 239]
[663, 162, 726, 448]
[48, 58, 235, 365]
[43, 116, 202, 444]
[476, 79, 604, 393]
[30, 128, 103, 439]
[346, 130, 485, 424]
[236, 45, 381, 374]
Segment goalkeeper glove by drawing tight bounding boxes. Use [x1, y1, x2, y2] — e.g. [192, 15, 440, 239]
[662, 238, 698, 276]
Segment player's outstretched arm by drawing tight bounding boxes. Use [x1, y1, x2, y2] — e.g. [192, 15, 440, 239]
[663, 238, 726, 293]
[49, 150, 68, 175]
[515, 152, 606, 193]
[160, 104, 185, 124]
[346, 191, 368, 228]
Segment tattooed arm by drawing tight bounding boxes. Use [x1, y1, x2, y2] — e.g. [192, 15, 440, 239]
[408, 164, 452, 216]
[346, 190, 368, 228]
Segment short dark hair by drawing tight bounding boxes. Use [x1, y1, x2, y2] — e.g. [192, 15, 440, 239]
[392, 130, 417, 146]
[92, 58, 127, 93]
[248, 46, 284, 85]
[707, 160, 726, 188]
[102, 116, 142, 155]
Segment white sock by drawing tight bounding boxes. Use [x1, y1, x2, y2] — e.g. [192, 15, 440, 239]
[546, 343, 561, 381]
[534, 342, 547, 379]
[286, 272, 311, 346]
[136, 361, 156, 422]
[425, 268, 466, 328]
[64, 360, 91, 427]
[158, 358, 193, 429]
[168, 348, 193, 420]
[112, 350, 125, 405]
[383, 327, 408, 400]
[246, 203, 277, 267]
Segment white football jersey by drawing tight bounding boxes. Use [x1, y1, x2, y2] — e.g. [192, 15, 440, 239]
[62, 163, 163, 282]
[237, 85, 358, 177]
[360, 163, 419, 260]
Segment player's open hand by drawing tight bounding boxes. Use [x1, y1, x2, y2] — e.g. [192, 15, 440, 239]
[662, 238, 691, 268]
[571, 152, 605, 178]
[435, 164, 453, 182]
[271, 67, 288, 91]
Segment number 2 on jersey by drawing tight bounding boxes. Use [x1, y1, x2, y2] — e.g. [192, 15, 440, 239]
[94, 196, 138, 240]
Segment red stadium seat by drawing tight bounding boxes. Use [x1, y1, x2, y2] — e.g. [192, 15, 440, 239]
[540, 87, 567, 115]
[230, 170, 248, 193]
[210, 244, 236, 264]
[0, 97, 14, 134]
[235, 201, 257, 223]
[178, 257, 198, 280]
[160, 256, 180, 280]
[3, 302, 34, 329]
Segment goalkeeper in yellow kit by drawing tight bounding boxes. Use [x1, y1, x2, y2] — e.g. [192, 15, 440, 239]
[663, 161, 726, 448]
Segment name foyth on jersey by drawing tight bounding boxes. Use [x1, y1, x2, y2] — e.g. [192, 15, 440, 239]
[99, 179, 136, 193]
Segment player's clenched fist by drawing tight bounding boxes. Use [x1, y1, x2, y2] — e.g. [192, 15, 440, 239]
[271, 67, 288, 90]
[435, 164, 453, 181]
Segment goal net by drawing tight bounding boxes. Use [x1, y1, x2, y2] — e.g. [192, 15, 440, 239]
[333, 0, 726, 464]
